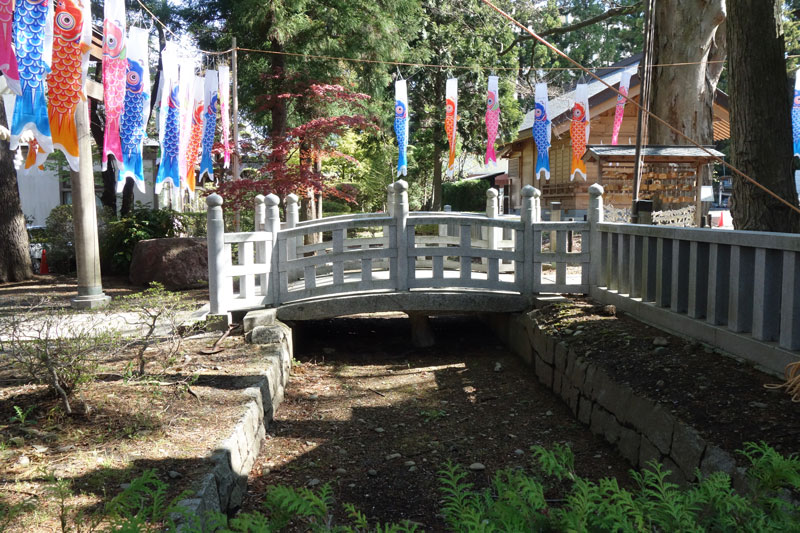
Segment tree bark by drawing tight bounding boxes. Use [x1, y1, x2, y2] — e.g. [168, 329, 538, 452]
[270, 37, 287, 142]
[120, 178, 135, 216]
[0, 104, 33, 283]
[648, 0, 726, 145]
[728, 0, 800, 232]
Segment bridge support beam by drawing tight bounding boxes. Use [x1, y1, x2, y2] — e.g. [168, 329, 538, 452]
[407, 312, 435, 348]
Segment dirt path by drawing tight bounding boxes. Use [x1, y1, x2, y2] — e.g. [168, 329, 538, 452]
[242, 314, 632, 529]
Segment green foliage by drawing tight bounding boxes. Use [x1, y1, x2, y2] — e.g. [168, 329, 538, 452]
[44, 204, 76, 273]
[101, 205, 185, 274]
[9, 405, 34, 426]
[114, 283, 196, 376]
[0, 302, 123, 415]
[442, 179, 491, 212]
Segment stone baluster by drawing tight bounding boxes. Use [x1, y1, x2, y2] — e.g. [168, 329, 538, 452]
[206, 193, 227, 319]
[588, 183, 604, 290]
[440, 205, 452, 238]
[254, 195, 267, 294]
[394, 180, 410, 291]
[285, 194, 299, 281]
[385, 183, 395, 245]
[265, 194, 281, 305]
[533, 187, 542, 222]
[521, 186, 535, 294]
[485, 189, 500, 272]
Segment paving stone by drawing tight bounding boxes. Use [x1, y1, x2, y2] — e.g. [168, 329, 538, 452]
[671, 423, 706, 481]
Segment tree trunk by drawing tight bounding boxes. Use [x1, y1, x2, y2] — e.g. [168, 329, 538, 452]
[90, 96, 117, 216]
[120, 178, 135, 216]
[648, 0, 726, 145]
[270, 37, 287, 142]
[728, 0, 800, 232]
[0, 104, 33, 283]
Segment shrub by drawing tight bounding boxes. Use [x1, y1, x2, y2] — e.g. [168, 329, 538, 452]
[442, 179, 491, 212]
[100, 205, 196, 273]
[0, 302, 123, 415]
[114, 283, 196, 376]
[44, 204, 76, 273]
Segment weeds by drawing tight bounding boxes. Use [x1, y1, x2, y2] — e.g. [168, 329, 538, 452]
[9, 405, 35, 426]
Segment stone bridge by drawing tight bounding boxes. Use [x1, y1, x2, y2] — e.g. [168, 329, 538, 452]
[205, 181, 800, 375]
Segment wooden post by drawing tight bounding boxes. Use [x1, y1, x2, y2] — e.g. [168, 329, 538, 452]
[70, 98, 110, 309]
[231, 37, 241, 230]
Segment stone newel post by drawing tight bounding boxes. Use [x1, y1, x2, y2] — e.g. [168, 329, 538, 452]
[486, 189, 500, 260]
[521, 185, 535, 294]
[207, 193, 226, 317]
[285, 194, 299, 280]
[588, 183, 605, 289]
[394, 179, 410, 291]
[533, 187, 542, 223]
[265, 194, 281, 304]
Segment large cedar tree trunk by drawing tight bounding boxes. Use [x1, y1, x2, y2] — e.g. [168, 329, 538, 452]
[728, 0, 800, 232]
[648, 0, 726, 145]
[0, 105, 33, 283]
[648, 0, 726, 220]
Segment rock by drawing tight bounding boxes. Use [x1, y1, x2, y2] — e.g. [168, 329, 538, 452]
[168, 470, 182, 479]
[653, 337, 669, 347]
[249, 325, 286, 345]
[32, 445, 48, 454]
[374, 427, 385, 433]
[404, 460, 416, 467]
[10, 436, 24, 447]
[514, 449, 524, 456]
[308, 478, 321, 487]
[334, 468, 347, 475]
[545, 410, 553, 416]
[367, 469, 378, 477]
[600, 305, 616, 316]
[17, 455, 30, 466]
[656, 380, 665, 387]
[494, 362, 503, 372]
[408, 466, 417, 472]
[308, 394, 319, 401]
[468, 463, 485, 471]
[56, 444, 75, 453]
[654, 347, 667, 355]
[119, 483, 131, 490]
[385, 453, 401, 461]
[749, 401, 768, 409]
[129, 238, 208, 290]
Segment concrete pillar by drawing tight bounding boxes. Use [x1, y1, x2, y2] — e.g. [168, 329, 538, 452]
[670, 240, 691, 314]
[752, 248, 782, 341]
[394, 180, 410, 291]
[254, 194, 266, 232]
[655, 237, 672, 308]
[687, 241, 709, 319]
[706, 243, 731, 326]
[728, 245, 755, 333]
[521, 185, 535, 294]
[485, 189, 500, 270]
[629, 235, 643, 299]
[439, 204, 451, 238]
[70, 98, 110, 310]
[588, 184, 604, 289]
[408, 312, 435, 348]
[641, 236, 657, 302]
[618, 233, 630, 295]
[780, 251, 800, 350]
[385, 183, 395, 243]
[206, 193, 227, 317]
[285, 193, 299, 282]
[533, 188, 542, 222]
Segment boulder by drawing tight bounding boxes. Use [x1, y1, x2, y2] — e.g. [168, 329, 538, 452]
[129, 238, 208, 290]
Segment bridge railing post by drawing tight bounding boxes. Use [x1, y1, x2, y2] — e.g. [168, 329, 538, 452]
[394, 180, 410, 291]
[521, 186, 535, 294]
[254, 195, 267, 295]
[265, 194, 281, 305]
[385, 184, 395, 245]
[285, 193, 299, 282]
[533, 187, 542, 223]
[439, 205, 451, 237]
[485, 189, 499, 269]
[588, 184, 605, 290]
[206, 193, 228, 318]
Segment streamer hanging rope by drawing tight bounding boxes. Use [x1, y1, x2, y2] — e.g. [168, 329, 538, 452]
[765, 362, 800, 402]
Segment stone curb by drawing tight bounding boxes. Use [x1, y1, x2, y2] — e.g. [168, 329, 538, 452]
[175, 322, 292, 530]
[484, 309, 746, 490]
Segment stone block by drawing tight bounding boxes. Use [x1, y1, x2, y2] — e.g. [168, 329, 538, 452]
[567, 386, 580, 415]
[532, 323, 547, 360]
[546, 336, 557, 360]
[662, 457, 688, 486]
[129, 237, 208, 290]
[554, 341, 568, 373]
[553, 370, 563, 395]
[243, 308, 277, 334]
[596, 380, 632, 418]
[671, 423, 706, 482]
[638, 404, 675, 456]
[582, 363, 597, 396]
[617, 426, 640, 465]
[511, 316, 534, 365]
[570, 358, 589, 389]
[577, 396, 593, 424]
[622, 393, 657, 429]
[639, 436, 661, 469]
[590, 404, 621, 444]
[249, 324, 286, 345]
[587, 367, 610, 402]
[534, 355, 553, 388]
[700, 445, 736, 478]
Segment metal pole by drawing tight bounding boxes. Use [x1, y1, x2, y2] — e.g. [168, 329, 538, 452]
[70, 98, 110, 309]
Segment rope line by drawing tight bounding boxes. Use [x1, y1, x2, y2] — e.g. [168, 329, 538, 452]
[765, 362, 800, 402]
[477, 0, 800, 218]
[134, 0, 231, 56]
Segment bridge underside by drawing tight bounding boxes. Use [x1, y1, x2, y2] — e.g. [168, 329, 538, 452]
[274, 291, 534, 321]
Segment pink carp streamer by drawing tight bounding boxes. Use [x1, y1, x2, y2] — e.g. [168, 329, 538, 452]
[611, 66, 635, 145]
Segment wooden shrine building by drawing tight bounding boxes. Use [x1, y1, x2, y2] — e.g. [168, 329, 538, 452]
[502, 55, 730, 217]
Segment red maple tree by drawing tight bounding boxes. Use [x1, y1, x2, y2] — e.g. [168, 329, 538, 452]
[213, 72, 378, 210]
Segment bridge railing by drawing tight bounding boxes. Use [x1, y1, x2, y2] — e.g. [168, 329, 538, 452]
[206, 180, 591, 315]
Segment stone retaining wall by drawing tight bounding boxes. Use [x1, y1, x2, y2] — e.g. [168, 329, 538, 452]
[484, 307, 744, 489]
[176, 321, 292, 529]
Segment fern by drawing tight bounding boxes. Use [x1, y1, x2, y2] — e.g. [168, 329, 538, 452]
[530, 443, 575, 481]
